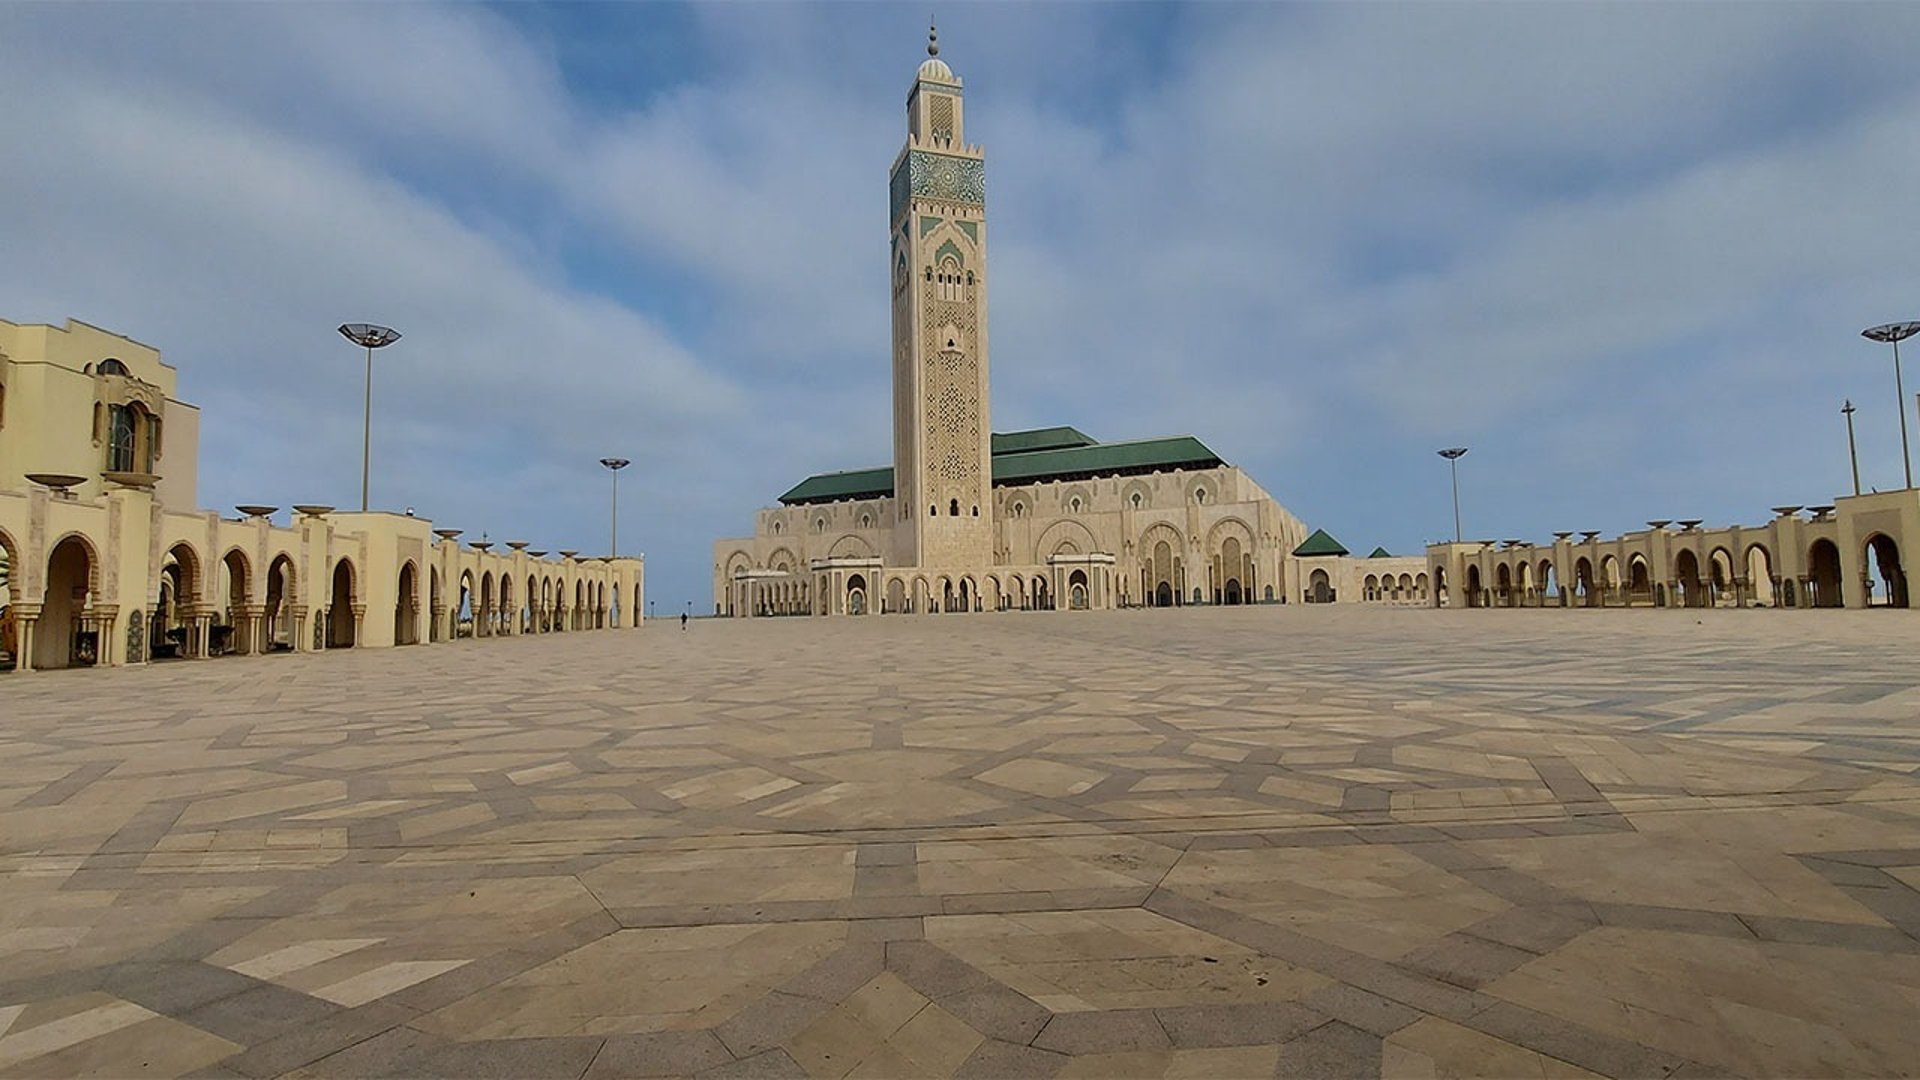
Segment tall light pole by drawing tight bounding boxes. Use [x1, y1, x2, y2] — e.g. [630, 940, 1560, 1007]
[1843, 400, 1861, 496]
[1863, 321, 1920, 490]
[599, 458, 631, 557]
[337, 324, 402, 512]
[1438, 448, 1468, 543]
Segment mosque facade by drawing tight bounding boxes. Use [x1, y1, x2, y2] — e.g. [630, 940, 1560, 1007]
[712, 36, 1424, 617]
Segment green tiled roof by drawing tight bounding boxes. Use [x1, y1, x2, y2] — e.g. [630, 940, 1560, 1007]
[777, 430, 1228, 506]
[1293, 529, 1349, 557]
[990, 427, 1097, 455]
[1368, 546, 1392, 558]
[777, 467, 894, 505]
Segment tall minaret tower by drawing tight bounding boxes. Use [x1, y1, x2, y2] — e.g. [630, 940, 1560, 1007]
[890, 23, 991, 571]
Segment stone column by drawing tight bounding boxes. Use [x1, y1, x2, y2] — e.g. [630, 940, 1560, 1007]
[352, 605, 367, 647]
[16, 609, 39, 672]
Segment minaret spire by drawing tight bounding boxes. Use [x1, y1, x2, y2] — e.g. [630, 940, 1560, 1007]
[928, 19, 939, 57]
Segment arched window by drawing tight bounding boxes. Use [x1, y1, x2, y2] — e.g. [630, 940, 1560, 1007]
[813, 518, 825, 534]
[1193, 488, 1208, 505]
[971, 505, 978, 516]
[1130, 492, 1143, 509]
[860, 512, 872, 528]
[949, 498, 960, 517]
[771, 521, 783, 535]
[97, 358, 130, 377]
[106, 404, 136, 472]
[1069, 496, 1082, 513]
[930, 505, 937, 517]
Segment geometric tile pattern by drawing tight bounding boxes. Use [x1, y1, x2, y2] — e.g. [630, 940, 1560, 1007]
[2, 607, 1919, 1076]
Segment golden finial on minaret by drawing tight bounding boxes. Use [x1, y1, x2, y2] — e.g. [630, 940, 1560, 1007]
[928, 19, 939, 57]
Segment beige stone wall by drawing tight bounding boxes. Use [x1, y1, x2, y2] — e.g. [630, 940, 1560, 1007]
[1424, 491, 1919, 610]
[0, 315, 642, 671]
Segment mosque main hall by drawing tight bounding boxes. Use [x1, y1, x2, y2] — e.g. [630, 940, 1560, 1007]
[713, 33, 1425, 617]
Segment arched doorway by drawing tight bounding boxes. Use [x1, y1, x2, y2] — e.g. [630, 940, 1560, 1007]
[1149, 539, 1176, 607]
[1463, 566, 1481, 608]
[328, 560, 357, 647]
[1746, 545, 1775, 607]
[1865, 534, 1908, 608]
[1035, 578, 1051, 610]
[39, 535, 98, 669]
[1626, 556, 1652, 605]
[960, 577, 973, 613]
[1808, 539, 1843, 608]
[1574, 557, 1595, 607]
[0, 529, 16, 670]
[1069, 569, 1089, 610]
[220, 548, 250, 655]
[1709, 548, 1735, 607]
[847, 573, 867, 616]
[479, 572, 495, 637]
[1310, 568, 1332, 604]
[1539, 561, 1558, 606]
[887, 578, 906, 614]
[396, 562, 420, 645]
[1495, 564, 1512, 608]
[1674, 550, 1702, 608]
[1155, 582, 1173, 607]
[265, 554, 295, 651]
[1432, 566, 1449, 607]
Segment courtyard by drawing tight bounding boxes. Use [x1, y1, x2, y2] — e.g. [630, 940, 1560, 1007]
[1, 607, 1918, 1078]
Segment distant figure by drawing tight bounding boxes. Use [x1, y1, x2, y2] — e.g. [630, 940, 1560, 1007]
[680, 612, 688, 631]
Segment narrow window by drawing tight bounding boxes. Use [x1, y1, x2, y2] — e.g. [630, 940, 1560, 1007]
[949, 498, 959, 517]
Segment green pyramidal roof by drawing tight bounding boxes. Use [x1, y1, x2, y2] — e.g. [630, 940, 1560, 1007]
[1292, 529, 1349, 557]
[777, 428, 1226, 506]
[1368, 546, 1393, 558]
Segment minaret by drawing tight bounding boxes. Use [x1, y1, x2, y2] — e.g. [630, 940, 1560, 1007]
[890, 23, 991, 570]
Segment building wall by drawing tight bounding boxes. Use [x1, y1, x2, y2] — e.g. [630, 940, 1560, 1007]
[712, 464, 1338, 615]
[1424, 492, 1918, 610]
[0, 315, 643, 672]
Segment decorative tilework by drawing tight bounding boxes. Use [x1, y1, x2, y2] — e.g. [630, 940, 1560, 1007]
[908, 151, 984, 209]
[920, 216, 943, 239]
[956, 220, 978, 242]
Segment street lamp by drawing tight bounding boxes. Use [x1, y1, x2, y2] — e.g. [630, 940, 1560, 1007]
[1862, 321, 1920, 490]
[1843, 400, 1861, 496]
[337, 323, 402, 512]
[599, 458, 631, 557]
[1437, 448, 1468, 543]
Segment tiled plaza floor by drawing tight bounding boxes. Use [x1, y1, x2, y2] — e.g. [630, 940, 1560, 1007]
[3, 607, 1920, 1078]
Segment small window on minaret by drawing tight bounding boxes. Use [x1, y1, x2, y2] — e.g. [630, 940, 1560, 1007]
[949, 499, 960, 517]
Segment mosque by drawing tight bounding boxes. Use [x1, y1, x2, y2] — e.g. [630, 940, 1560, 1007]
[712, 31, 1427, 617]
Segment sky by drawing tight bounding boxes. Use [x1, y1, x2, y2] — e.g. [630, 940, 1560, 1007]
[4, 2, 1919, 612]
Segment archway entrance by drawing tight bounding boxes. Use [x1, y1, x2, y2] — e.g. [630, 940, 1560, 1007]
[847, 574, 867, 616]
[265, 555, 295, 651]
[1155, 582, 1172, 608]
[327, 560, 356, 647]
[1463, 566, 1481, 608]
[1746, 545, 1775, 607]
[1674, 550, 1702, 608]
[1808, 539, 1843, 608]
[220, 549, 250, 655]
[1866, 534, 1908, 608]
[1310, 568, 1332, 604]
[1069, 569, 1089, 610]
[39, 536, 97, 669]
[1224, 579, 1242, 605]
[396, 562, 420, 644]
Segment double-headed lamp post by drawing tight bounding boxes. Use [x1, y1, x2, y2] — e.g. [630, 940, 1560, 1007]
[600, 458, 631, 558]
[1862, 321, 1920, 490]
[1438, 448, 1468, 543]
[337, 323, 402, 512]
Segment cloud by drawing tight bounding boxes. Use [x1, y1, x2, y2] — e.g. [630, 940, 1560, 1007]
[3, 2, 1918, 604]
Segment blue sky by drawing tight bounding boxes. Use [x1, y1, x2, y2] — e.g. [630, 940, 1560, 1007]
[4, 2, 1919, 612]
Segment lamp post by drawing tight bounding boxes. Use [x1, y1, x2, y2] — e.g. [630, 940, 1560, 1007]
[337, 324, 402, 512]
[599, 458, 631, 557]
[1843, 400, 1861, 496]
[1437, 448, 1468, 543]
[1862, 321, 1920, 490]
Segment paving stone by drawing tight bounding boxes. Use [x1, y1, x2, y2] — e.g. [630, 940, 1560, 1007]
[1032, 1009, 1171, 1055]
[1154, 1002, 1324, 1049]
[952, 1038, 1069, 1079]
[585, 1030, 734, 1078]
[406, 1035, 605, 1079]
[1274, 1020, 1381, 1079]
